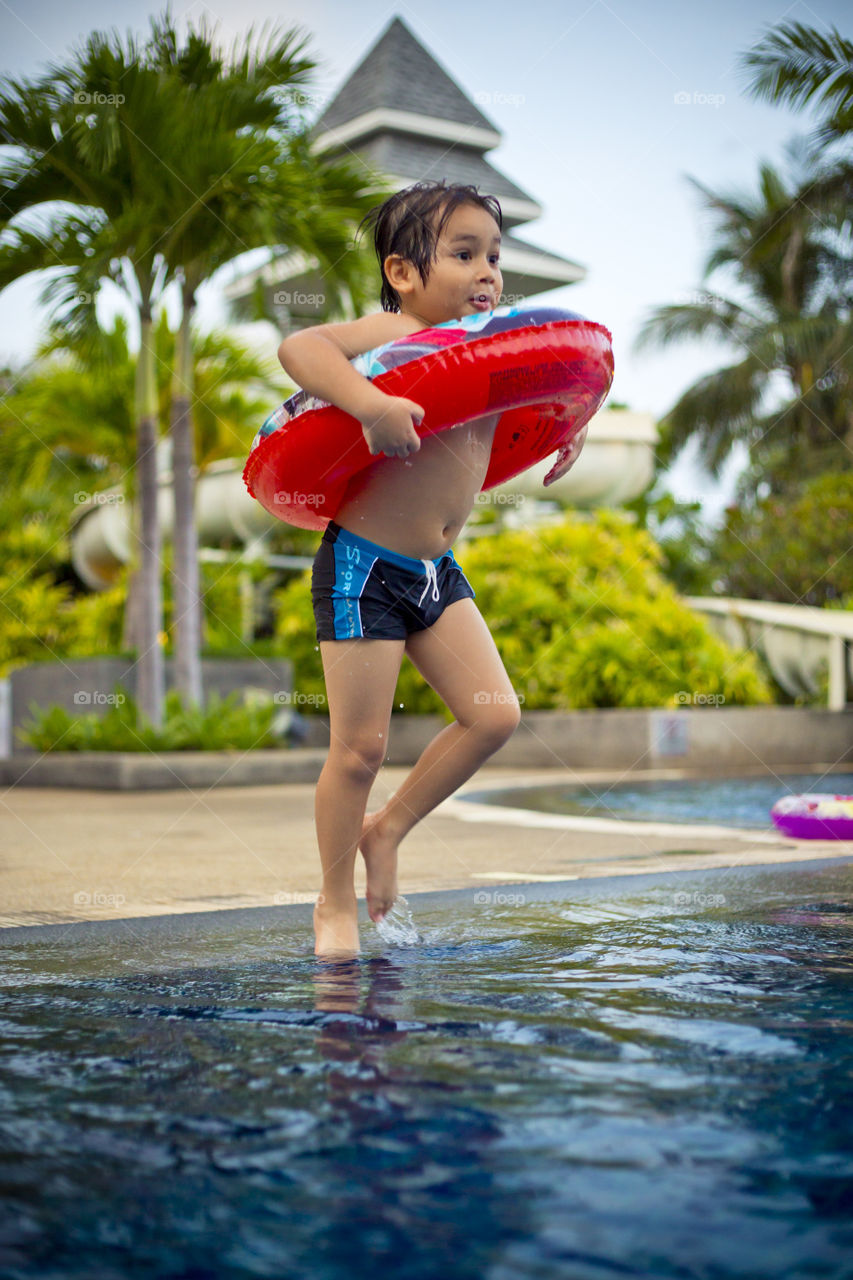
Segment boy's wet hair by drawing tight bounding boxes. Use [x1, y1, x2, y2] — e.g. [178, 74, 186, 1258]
[359, 180, 502, 312]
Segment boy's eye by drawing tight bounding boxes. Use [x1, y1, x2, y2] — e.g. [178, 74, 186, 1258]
[455, 251, 501, 265]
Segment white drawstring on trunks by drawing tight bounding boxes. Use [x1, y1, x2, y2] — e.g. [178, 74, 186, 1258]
[418, 558, 441, 607]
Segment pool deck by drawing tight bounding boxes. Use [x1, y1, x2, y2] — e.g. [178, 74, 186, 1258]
[2, 765, 852, 930]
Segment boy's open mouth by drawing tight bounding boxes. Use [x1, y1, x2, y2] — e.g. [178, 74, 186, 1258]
[469, 295, 493, 311]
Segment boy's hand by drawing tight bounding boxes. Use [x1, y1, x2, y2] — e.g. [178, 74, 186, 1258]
[360, 396, 424, 459]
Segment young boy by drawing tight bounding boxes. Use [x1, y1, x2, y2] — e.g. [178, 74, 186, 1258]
[278, 180, 521, 958]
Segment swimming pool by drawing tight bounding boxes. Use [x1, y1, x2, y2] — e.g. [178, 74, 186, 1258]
[1, 858, 852, 1279]
[462, 770, 853, 831]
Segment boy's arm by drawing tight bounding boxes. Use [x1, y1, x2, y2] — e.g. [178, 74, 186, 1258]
[278, 313, 425, 458]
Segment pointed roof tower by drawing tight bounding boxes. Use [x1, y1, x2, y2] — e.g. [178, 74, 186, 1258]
[313, 15, 582, 251]
[225, 16, 584, 323]
[315, 16, 500, 138]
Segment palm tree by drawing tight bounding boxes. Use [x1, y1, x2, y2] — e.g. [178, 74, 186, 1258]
[740, 21, 853, 151]
[145, 14, 382, 707]
[0, 313, 286, 497]
[0, 12, 380, 720]
[0, 313, 291, 675]
[634, 148, 853, 500]
[635, 18, 853, 502]
[0, 44, 191, 722]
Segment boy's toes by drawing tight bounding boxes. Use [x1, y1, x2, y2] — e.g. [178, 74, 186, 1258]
[366, 891, 395, 923]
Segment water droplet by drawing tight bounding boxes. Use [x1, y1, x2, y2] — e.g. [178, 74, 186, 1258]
[375, 895, 420, 946]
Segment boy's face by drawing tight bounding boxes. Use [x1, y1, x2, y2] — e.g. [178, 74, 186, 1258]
[386, 202, 503, 326]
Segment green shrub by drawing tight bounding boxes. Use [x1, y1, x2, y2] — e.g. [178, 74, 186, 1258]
[19, 687, 280, 752]
[273, 513, 772, 712]
[710, 471, 853, 605]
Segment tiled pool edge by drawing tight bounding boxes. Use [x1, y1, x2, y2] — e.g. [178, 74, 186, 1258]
[2, 854, 852, 945]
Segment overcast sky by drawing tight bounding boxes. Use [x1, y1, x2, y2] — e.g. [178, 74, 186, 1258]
[0, 0, 847, 515]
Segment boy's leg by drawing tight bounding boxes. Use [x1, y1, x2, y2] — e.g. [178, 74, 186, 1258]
[360, 597, 520, 864]
[314, 636, 405, 955]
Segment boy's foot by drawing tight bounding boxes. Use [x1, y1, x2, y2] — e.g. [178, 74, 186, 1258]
[313, 892, 360, 958]
[359, 811, 399, 923]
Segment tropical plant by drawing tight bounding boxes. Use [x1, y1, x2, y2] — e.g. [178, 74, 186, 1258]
[709, 470, 853, 605]
[740, 21, 853, 150]
[19, 688, 281, 751]
[623, 488, 717, 596]
[0, 314, 284, 477]
[143, 14, 379, 710]
[0, 11, 381, 722]
[635, 17, 853, 506]
[0, 319, 298, 674]
[634, 149, 853, 500]
[272, 516, 772, 712]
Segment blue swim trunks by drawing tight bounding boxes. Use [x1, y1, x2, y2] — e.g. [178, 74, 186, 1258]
[311, 521, 476, 641]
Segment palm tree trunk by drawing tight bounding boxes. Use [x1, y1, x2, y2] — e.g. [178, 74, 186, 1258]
[134, 307, 165, 727]
[171, 282, 203, 708]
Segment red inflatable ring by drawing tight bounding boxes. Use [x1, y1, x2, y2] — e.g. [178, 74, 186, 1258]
[244, 305, 613, 531]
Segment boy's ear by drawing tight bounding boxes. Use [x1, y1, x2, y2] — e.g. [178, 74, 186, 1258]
[383, 255, 417, 296]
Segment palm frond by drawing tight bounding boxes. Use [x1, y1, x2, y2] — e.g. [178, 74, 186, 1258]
[740, 22, 853, 117]
[659, 356, 772, 476]
[633, 299, 762, 354]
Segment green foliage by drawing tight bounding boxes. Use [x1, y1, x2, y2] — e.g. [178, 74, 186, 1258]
[740, 21, 853, 148]
[0, 314, 314, 675]
[273, 514, 772, 712]
[623, 488, 717, 595]
[19, 687, 279, 752]
[0, 492, 125, 676]
[709, 470, 853, 605]
[635, 15, 853, 504]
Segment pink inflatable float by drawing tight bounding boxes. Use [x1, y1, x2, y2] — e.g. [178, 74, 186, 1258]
[770, 794, 853, 840]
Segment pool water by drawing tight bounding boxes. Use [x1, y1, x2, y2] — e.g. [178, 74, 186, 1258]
[464, 770, 853, 829]
[1, 859, 852, 1280]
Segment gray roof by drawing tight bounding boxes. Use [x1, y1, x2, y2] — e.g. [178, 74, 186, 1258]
[500, 231, 584, 272]
[351, 133, 534, 208]
[315, 17, 499, 135]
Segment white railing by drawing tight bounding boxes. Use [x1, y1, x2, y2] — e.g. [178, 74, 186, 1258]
[687, 596, 853, 711]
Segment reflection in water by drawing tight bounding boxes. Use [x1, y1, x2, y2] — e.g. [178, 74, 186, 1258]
[0, 862, 851, 1279]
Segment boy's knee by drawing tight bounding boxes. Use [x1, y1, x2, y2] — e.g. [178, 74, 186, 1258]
[330, 734, 388, 781]
[471, 696, 522, 751]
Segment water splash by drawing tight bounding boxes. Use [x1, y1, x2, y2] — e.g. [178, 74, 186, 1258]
[375, 895, 421, 946]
